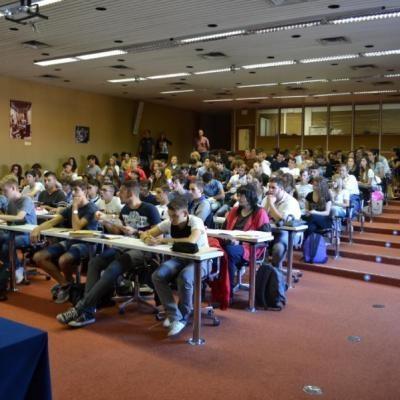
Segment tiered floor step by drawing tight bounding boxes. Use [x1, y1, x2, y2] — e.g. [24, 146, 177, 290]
[341, 231, 400, 249]
[292, 253, 400, 287]
[382, 205, 400, 214]
[353, 221, 400, 235]
[373, 214, 400, 223]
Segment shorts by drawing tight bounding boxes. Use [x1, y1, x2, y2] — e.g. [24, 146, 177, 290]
[46, 240, 92, 263]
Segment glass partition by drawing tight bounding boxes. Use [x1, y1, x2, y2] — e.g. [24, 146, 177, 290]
[329, 105, 352, 136]
[382, 103, 400, 152]
[304, 106, 327, 152]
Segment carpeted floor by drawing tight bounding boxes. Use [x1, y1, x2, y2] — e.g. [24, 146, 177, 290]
[1, 271, 399, 400]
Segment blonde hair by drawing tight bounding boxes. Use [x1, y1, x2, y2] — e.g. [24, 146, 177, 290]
[0, 174, 19, 188]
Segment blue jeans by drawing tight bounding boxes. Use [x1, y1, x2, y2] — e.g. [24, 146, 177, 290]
[152, 258, 208, 322]
[224, 244, 245, 292]
[0, 231, 30, 270]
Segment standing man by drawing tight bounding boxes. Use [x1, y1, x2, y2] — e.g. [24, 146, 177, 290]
[138, 130, 155, 173]
[195, 129, 210, 162]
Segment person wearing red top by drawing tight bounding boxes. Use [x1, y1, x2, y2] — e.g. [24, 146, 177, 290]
[124, 156, 147, 181]
[222, 184, 270, 296]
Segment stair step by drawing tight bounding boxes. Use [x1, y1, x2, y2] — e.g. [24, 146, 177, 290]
[383, 206, 400, 214]
[292, 254, 400, 287]
[341, 232, 400, 249]
[373, 215, 400, 223]
[353, 221, 400, 235]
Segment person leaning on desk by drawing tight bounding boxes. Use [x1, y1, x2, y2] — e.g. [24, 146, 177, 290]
[30, 180, 98, 304]
[0, 175, 37, 301]
[140, 196, 210, 337]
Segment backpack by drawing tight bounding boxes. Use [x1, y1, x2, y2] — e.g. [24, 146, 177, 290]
[0, 268, 10, 293]
[255, 263, 286, 310]
[302, 233, 328, 264]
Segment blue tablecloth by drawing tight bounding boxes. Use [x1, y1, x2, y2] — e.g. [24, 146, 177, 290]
[0, 317, 52, 400]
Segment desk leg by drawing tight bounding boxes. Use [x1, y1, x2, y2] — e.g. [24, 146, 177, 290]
[9, 232, 18, 292]
[247, 244, 257, 312]
[188, 260, 205, 346]
[286, 231, 294, 289]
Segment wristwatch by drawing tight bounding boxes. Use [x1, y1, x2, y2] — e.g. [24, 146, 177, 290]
[72, 210, 79, 215]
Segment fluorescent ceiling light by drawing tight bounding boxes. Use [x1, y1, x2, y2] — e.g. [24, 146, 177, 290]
[180, 30, 245, 44]
[203, 99, 234, 102]
[242, 60, 296, 69]
[273, 95, 309, 98]
[236, 97, 269, 101]
[354, 90, 398, 95]
[281, 79, 328, 85]
[77, 50, 127, 60]
[331, 78, 351, 82]
[384, 73, 400, 78]
[255, 21, 320, 34]
[107, 77, 146, 83]
[160, 89, 194, 94]
[34, 57, 78, 66]
[331, 11, 400, 25]
[237, 83, 278, 88]
[313, 92, 351, 97]
[147, 72, 190, 80]
[194, 68, 235, 75]
[300, 54, 359, 64]
[364, 49, 400, 57]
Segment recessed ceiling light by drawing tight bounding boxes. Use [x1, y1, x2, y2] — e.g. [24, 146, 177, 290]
[237, 83, 278, 88]
[160, 89, 195, 94]
[255, 21, 320, 34]
[354, 90, 398, 94]
[107, 77, 146, 83]
[236, 96, 269, 101]
[331, 11, 400, 24]
[328, 4, 340, 9]
[207, 24, 218, 28]
[180, 30, 245, 44]
[35, 57, 78, 66]
[194, 68, 235, 75]
[314, 92, 351, 97]
[282, 79, 328, 85]
[76, 49, 127, 60]
[273, 95, 309, 98]
[291, 34, 301, 38]
[35, 0, 64, 6]
[146, 72, 190, 80]
[95, 7, 107, 11]
[203, 98, 234, 102]
[384, 73, 400, 78]
[300, 54, 359, 63]
[364, 49, 400, 57]
[331, 77, 350, 81]
[242, 60, 296, 69]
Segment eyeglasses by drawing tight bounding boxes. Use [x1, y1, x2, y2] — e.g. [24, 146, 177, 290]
[100, 188, 112, 192]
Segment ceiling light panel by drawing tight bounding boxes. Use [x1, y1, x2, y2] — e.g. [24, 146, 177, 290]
[179, 30, 245, 44]
[281, 79, 328, 85]
[300, 54, 359, 63]
[384, 73, 400, 78]
[194, 68, 235, 75]
[76, 50, 127, 60]
[236, 97, 269, 101]
[203, 99, 234, 102]
[237, 83, 278, 88]
[254, 21, 320, 34]
[107, 77, 146, 83]
[314, 92, 351, 97]
[34, 57, 78, 66]
[354, 90, 398, 94]
[242, 60, 296, 69]
[160, 89, 194, 94]
[273, 95, 309, 98]
[364, 49, 400, 57]
[331, 11, 400, 25]
[146, 73, 191, 80]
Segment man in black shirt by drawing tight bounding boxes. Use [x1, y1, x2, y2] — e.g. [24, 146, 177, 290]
[38, 171, 66, 211]
[56, 180, 161, 328]
[138, 129, 155, 172]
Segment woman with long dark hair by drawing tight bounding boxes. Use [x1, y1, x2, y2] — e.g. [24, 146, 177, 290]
[358, 156, 380, 201]
[304, 176, 332, 234]
[222, 184, 270, 295]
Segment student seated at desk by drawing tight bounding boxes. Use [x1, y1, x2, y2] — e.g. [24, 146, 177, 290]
[221, 184, 270, 295]
[56, 180, 160, 328]
[21, 169, 44, 201]
[141, 197, 209, 337]
[31, 180, 98, 304]
[0, 175, 37, 298]
[188, 180, 212, 222]
[155, 185, 170, 220]
[96, 183, 122, 217]
[37, 171, 67, 212]
[262, 177, 301, 269]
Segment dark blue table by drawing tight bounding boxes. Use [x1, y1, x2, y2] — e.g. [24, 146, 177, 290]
[0, 317, 52, 400]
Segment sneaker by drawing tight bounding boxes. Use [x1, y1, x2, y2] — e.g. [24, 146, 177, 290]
[54, 285, 71, 304]
[15, 267, 24, 284]
[56, 307, 79, 325]
[139, 284, 154, 296]
[50, 284, 61, 300]
[68, 312, 96, 328]
[162, 318, 172, 329]
[167, 320, 186, 337]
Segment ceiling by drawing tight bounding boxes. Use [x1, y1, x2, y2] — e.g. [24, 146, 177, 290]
[1, 0, 400, 111]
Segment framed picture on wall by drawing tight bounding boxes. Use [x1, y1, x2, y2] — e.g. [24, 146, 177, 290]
[10, 100, 32, 140]
[75, 126, 90, 143]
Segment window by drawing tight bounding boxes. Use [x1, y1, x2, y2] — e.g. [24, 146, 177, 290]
[304, 106, 327, 136]
[329, 105, 352, 135]
[280, 108, 302, 135]
[258, 109, 279, 137]
[382, 103, 400, 135]
[354, 104, 379, 136]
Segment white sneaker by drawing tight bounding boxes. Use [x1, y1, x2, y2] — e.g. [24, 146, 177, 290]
[167, 320, 186, 337]
[15, 267, 24, 284]
[162, 318, 171, 329]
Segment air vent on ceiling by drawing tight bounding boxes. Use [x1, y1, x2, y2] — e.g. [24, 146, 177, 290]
[351, 64, 377, 70]
[200, 51, 227, 59]
[215, 92, 231, 95]
[286, 86, 306, 91]
[388, 94, 400, 97]
[248, 101, 261, 104]
[373, 81, 393, 86]
[39, 74, 60, 79]
[109, 65, 131, 69]
[317, 36, 350, 46]
[169, 82, 187, 86]
[153, 97, 166, 100]
[22, 40, 50, 49]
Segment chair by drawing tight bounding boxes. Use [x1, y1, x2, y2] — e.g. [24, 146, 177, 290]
[316, 217, 340, 259]
[20, 242, 51, 284]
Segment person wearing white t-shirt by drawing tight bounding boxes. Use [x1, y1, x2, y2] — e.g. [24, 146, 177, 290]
[96, 184, 122, 219]
[154, 185, 170, 220]
[21, 170, 44, 201]
[280, 158, 300, 179]
[141, 197, 209, 337]
[339, 164, 361, 216]
[359, 157, 381, 201]
[263, 176, 301, 268]
[295, 169, 313, 214]
[330, 176, 350, 218]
